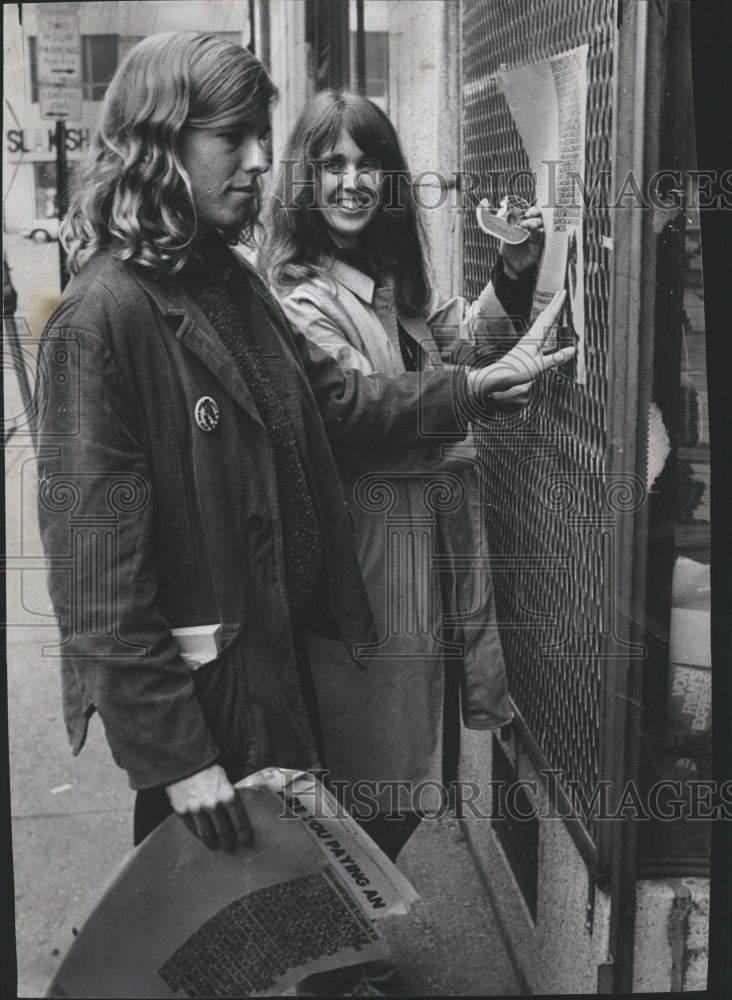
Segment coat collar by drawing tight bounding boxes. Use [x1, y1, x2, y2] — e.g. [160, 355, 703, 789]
[316, 254, 437, 367]
[321, 257, 376, 305]
[133, 250, 302, 430]
[132, 247, 261, 317]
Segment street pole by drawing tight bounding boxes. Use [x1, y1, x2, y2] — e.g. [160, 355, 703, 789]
[55, 119, 70, 291]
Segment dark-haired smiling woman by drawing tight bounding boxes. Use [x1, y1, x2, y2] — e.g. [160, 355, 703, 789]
[265, 90, 555, 994]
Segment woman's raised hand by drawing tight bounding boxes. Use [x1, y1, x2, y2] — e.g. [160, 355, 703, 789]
[501, 203, 544, 277]
[467, 289, 574, 410]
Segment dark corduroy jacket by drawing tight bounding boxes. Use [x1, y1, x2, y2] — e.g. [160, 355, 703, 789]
[35, 248, 470, 789]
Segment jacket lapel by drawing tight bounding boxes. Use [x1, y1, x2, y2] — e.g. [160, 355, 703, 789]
[318, 256, 439, 371]
[173, 312, 265, 425]
[134, 263, 273, 427]
[135, 255, 310, 440]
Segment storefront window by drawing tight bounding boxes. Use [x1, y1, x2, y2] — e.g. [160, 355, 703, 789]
[33, 162, 58, 218]
[349, 31, 389, 104]
[639, 118, 711, 874]
[117, 36, 145, 64]
[29, 34, 119, 103]
[666, 198, 711, 758]
[81, 35, 119, 101]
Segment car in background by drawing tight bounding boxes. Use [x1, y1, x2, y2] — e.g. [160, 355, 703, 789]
[19, 217, 60, 243]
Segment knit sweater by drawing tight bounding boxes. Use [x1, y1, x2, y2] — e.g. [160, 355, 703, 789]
[182, 238, 324, 608]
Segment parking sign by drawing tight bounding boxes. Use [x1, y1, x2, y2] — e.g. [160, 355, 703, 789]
[37, 11, 82, 121]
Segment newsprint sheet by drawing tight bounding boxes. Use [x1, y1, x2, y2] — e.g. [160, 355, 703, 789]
[46, 770, 418, 999]
[498, 45, 589, 384]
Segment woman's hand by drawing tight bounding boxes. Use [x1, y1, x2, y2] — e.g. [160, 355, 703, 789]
[467, 289, 573, 409]
[491, 383, 532, 413]
[500, 204, 544, 278]
[165, 763, 254, 852]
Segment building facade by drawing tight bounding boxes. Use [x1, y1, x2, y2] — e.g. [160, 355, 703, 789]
[260, 1, 712, 992]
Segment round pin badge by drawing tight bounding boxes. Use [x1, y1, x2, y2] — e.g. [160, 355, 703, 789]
[194, 396, 219, 432]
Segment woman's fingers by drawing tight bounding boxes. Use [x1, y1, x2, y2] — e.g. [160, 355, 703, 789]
[541, 344, 576, 373]
[517, 206, 543, 235]
[467, 286, 572, 406]
[191, 809, 220, 851]
[492, 383, 532, 412]
[166, 763, 254, 852]
[500, 291, 566, 383]
[209, 803, 239, 853]
[522, 205, 543, 220]
[177, 796, 253, 853]
[494, 383, 531, 400]
[224, 794, 255, 848]
[499, 348, 542, 385]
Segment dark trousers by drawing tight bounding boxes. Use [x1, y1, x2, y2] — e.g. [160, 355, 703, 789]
[134, 616, 324, 846]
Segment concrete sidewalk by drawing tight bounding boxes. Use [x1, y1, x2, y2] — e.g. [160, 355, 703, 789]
[4, 238, 521, 996]
[7, 557, 521, 996]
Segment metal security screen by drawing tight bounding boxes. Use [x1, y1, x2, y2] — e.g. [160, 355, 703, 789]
[462, 0, 625, 866]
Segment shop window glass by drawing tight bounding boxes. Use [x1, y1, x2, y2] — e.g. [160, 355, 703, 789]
[82, 35, 118, 102]
[32, 162, 78, 219]
[639, 139, 711, 874]
[117, 36, 145, 66]
[350, 31, 388, 103]
[33, 162, 58, 219]
[28, 35, 119, 103]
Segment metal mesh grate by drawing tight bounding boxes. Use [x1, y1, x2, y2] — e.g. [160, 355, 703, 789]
[462, 0, 617, 842]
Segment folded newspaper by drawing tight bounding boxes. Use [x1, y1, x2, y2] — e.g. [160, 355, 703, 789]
[46, 769, 419, 999]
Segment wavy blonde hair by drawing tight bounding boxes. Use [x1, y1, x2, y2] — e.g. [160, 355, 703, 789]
[61, 31, 276, 277]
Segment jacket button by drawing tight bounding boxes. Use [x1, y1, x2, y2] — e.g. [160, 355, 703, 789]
[247, 513, 263, 530]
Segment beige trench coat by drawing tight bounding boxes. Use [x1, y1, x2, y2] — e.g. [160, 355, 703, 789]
[278, 260, 514, 812]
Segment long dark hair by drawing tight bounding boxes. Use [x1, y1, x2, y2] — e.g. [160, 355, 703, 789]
[264, 90, 431, 317]
[62, 32, 276, 277]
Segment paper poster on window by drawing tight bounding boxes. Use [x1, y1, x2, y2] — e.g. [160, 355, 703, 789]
[498, 44, 589, 385]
